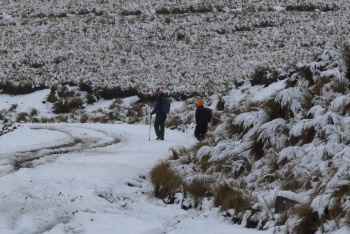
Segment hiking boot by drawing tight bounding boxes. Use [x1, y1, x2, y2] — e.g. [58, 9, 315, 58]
[156, 137, 161, 140]
[160, 137, 164, 140]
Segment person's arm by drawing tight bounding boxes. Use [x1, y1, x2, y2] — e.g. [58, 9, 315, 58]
[151, 98, 161, 115]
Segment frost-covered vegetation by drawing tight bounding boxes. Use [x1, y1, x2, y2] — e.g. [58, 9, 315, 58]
[2, 0, 350, 233]
[1, 0, 348, 97]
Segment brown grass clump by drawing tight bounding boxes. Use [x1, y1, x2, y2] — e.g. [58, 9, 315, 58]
[149, 161, 181, 201]
[250, 66, 277, 87]
[16, 112, 29, 122]
[8, 104, 18, 112]
[28, 108, 38, 117]
[53, 97, 83, 114]
[216, 96, 225, 111]
[170, 146, 196, 164]
[166, 116, 182, 129]
[169, 147, 180, 160]
[55, 114, 68, 123]
[210, 112, 221, 127]
[213, 184, 250, 214]
[93, 116, 109, 123]
[343, 44, 350, 85]
[313, 76, 332, 96]
[200, 154, 211, 172]
[296, 65, 314, 86]
[327, 78, 348, 95]
[47, 90, 58, 103]
[249, 131, 265, 161]
[185, 178, 212, 208]
[288, 126, 316, 146]
[86, 93, 98, 105]
[286, 3, 338, 12]
[291, 202, 324, 234]
[130, 103, 145, 117]
[280, 169, 307, 192]
[328, 180, 350, 222]
[262, 98, 287, 121]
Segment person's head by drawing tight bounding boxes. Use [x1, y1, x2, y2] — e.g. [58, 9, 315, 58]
[155, 89, 163, 96]
[197, 99, 204, 107]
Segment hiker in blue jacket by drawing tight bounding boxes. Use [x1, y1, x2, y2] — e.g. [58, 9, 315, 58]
[151, 90, 167, 140]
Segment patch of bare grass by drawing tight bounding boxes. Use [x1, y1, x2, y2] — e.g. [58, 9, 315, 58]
[16, 112, 29, 122]
[184, 178, 212, 208]
[291, 202, 325, 234]
[213, 183, 250, 214]
[149, 161, 181, 201]
[343, 44, 350, 86]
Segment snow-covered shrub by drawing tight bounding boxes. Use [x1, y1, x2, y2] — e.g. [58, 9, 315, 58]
[327, 77, 349, 95]
[0, 118, 17, 136]
[255, 118, 289, 152]
[225, 155, 252, 179]
[231, 110, 264, 139]
[86, 93, 99, 105]
[294, 65, 314, 87]
[53, 97, 84, 114]
[289, 120, 316, 145]
[262, 98, 287, 121]
[290, 202, 324, 234]
[244, 117, 289, 161]
[274, 87, 313, 119]
[250, 66, 278, 87]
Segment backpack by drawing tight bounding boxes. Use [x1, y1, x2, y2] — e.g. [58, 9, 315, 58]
[161, 97, 171, 114]
[204, 108, 212, 123]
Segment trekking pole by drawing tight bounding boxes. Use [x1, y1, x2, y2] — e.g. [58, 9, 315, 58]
[149, 114, 152, 141]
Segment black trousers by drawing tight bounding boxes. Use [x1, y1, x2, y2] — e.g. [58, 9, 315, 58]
[194, 123, 208, 141]
[154, 117, 166, 138]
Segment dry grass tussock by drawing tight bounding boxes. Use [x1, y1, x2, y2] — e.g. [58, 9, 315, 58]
[327, 78, 348, 95]
[213, 183, 250, 215]
[169, 146, 198, 165]
[262, 98, 288, 121]
[327, 177, 350, 224]
[16, 112, 29, 122]
[280, 167, 310, 192]
[250, 66, 278, 87]
[343, 44, 350, 85]
[183, 177, 213, 208]
[290, 202, 325, 234]
[149, 161, 181, 201]
[248, 131, 265, 161]
[288, 125, 316, 146]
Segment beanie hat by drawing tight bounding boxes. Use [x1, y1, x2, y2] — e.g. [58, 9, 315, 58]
[155, 90, 163, 95]
[197, 99, 204, 106]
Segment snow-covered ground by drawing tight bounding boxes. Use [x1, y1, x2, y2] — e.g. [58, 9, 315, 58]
[1, 0, 349, 96]
[0, 121, 272, 234]
[2, 0, 350, 233]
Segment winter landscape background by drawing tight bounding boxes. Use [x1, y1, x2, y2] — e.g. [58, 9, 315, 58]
[1, 0, 350, 233]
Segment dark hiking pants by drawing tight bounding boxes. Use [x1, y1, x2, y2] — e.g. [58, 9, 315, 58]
[154, 117, 166, 138]
[194, 123, 208, 141]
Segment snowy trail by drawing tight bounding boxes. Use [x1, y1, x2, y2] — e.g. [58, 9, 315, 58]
[0, 123, 271, 234]
[0, 123, 190, 233]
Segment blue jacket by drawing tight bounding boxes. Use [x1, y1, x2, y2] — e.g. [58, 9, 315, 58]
[151, 95, 167, 120]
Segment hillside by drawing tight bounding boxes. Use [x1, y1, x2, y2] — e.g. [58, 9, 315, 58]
[2, 0, 350, 233]
[1, 0, 348, 97]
